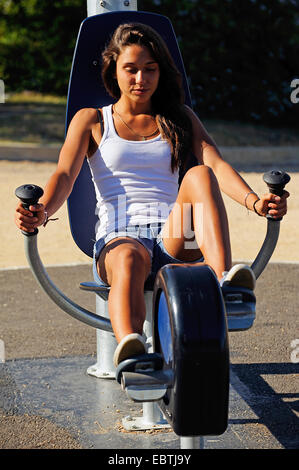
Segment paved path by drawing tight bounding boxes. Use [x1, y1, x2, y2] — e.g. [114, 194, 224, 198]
[0, 263, 298, 450]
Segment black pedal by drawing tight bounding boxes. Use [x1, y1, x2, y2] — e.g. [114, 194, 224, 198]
[222, 284, 256, 303]
[115, 353, 163, 384]
[222, 285, 256, 331]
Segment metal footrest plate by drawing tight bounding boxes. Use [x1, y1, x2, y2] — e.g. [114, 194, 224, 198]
[124, 383, 168, 402]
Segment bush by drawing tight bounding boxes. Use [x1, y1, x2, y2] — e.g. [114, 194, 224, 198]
[0, 0, 85, 95]
[0, 0, 298, 127]
[140, 0, 299, 127]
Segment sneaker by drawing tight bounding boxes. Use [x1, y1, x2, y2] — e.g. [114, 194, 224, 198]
[113, 333, 147, 367]
[220, 264, 256, 290]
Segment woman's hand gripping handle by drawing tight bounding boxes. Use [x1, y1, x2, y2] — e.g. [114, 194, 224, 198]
[262, 170, 290, 221]
[15, 184, 45, 236]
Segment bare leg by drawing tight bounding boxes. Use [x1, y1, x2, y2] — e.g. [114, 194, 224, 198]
[97, 238, 151, 343]
[96, 166, 231, 342]
[162, 165, 232, 281]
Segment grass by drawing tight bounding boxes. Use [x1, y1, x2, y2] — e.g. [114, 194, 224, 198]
[6, 91, 67, 105]
[204, 119, 299, 147]
[1, 92, 67, 145]
[1, 91, 298, 147]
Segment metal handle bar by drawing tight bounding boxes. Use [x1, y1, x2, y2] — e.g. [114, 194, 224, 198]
[250, 218, 280, 280]
[24, 233, 113, 332]
[250, 169, 290, 279]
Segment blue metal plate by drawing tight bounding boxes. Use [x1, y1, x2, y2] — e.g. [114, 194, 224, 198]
[157, 291, 173, 365]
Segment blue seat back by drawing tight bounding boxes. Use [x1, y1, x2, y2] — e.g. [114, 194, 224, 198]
[66, 11, 196, 258]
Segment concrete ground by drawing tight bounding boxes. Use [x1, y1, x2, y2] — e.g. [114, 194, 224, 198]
[0, 261, 298, 450]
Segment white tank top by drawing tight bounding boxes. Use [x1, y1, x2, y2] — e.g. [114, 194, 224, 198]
[87, 104, 179, 240]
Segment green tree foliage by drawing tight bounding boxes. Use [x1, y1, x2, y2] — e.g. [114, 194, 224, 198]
[0, 0, 86, 95]
[0, 0, 298, 126]
[140, 0, 299, 126]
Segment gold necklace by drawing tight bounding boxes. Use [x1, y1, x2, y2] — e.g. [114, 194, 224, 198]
[113, 106, 158, 141]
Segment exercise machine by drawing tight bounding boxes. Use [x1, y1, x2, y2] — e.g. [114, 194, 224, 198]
[15, 0, 290, 448]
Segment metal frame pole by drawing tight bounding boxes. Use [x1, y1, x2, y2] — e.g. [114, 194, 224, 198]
[87, 0, 138, 16]
[84, 0, 169, 431]
[85, 0, 138, 381]
[180, 436, 204, 449]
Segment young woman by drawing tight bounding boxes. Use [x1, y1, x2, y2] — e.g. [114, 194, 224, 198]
[15, 23, 289, 366]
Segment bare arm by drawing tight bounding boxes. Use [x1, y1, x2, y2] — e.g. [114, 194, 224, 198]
[15, 107, 99, 232]
[186, 106, 289, 218]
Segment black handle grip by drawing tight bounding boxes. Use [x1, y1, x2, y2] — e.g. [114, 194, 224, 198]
[263, 170, 290, 197]
[263, 170, 290, 220]
[15, 184, 44, 209]
[15, 184, 44, 235]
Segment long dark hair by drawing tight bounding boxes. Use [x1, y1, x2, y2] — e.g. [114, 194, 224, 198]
[101, 23, 193, 172]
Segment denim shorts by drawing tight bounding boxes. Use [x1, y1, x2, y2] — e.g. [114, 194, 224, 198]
[93, 222, 203, 287]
